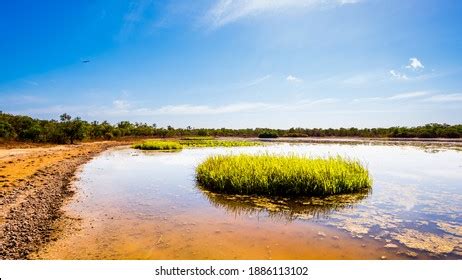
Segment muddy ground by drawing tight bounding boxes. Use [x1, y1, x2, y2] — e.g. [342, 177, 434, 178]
[0, 142, 124, 259]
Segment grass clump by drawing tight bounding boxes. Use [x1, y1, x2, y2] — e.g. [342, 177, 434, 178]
[179, 139, 261, 147]
[180, 136, 215, 140]
[132, 140, 183, 150]
[196, 154, 372, 196]
[132, 139, 260, 150]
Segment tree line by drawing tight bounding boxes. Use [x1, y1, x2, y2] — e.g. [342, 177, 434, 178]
[1, 112, 461, 144]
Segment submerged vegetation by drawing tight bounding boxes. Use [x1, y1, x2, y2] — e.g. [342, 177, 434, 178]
[1, 111, 462, 144]
[196, 154, 372, 196]
[132, 138, 261, 150]
[132, 141, 182, 150]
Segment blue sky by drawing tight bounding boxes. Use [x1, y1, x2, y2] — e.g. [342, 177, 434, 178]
[1, 0, 462, 128]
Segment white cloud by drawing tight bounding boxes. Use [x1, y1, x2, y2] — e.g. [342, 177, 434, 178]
[353, 91, 429, 103]
[113, 100, 131, 110]
[389, 70, 408, 80]
[84, 97, 341, 117]
[286, 75, 303, 83]
[406, 57, 424, 70]
[387, 91, 429, 100]
[422, 94, 462, 103]
[151, 102, 277, 115]
[351, 97, 382, 103]
[352, 91, 462, 104]
[342, 75, 368, 85]
[389, 57, 430, 81]
[205, 0, 361, 28]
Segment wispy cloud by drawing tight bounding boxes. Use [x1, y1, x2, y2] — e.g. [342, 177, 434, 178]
[406, 57, 424, 70]
[2, 95, 47, 105]
[342, 74, 370, 85]
[150, 102, 276, 115]
[389, 70, 408, 80]
[205, 0, 362, 29]
[83, 98, 341, 117]
[113, 99, 131, 110]
[243, 74, 271, 87]
[118, 0, 153, 39]
[388, 91, 429, 100]
[352, 91, 462, 104]
[294, 98, 339, 107]
[23, 79, 39, 86]
[286, 74, 303, 83]
[422, 94, 462, 103]
[353, 91, 430, 103]
[13, 92, 461, 121]
[10, 104, 91, 115]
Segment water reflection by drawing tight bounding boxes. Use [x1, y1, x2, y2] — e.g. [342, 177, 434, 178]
[199, 187, 370, 221]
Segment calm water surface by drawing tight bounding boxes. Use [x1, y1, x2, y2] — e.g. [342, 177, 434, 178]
[36, 143, 462, 259]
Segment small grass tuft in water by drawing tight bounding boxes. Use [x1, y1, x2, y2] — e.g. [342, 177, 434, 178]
[180, 136, 215, 140]
[132, 140, 183, 150]
[179, 139, 261, 147]
[196, 154, 372, 196]
[132, 139, 261, 150]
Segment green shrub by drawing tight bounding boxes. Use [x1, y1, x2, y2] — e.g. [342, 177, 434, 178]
[258, 131, 279, 138]
[0, 120, 16, 139]
[196, 154, 372, 196]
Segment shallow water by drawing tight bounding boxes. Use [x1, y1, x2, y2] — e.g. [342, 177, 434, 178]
[36, 143, 462, 259]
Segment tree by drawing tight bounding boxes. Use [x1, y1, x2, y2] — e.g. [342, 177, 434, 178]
[117, 121, 133, 137]
[197, 129, 208, 136]
[60, 114, 85, 144]
[60, 113, 72, 122]
[22, 123, 42, 142]
[0, 120, 15, 139]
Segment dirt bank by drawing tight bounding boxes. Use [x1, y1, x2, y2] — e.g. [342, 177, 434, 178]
[0, 142, 123, 259]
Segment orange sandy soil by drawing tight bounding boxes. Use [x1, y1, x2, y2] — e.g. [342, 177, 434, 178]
[0, 142, 120, 188]
[0, 141, 126, 259]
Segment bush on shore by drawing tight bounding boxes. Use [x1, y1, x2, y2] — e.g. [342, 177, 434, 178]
[258, 131, 279, 138]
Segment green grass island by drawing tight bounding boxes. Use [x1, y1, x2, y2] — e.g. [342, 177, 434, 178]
[132, 138, 261, 150]
[196, 154, 372, 196]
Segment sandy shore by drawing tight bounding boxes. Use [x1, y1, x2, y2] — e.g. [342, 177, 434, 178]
[0, 141, 123, 259]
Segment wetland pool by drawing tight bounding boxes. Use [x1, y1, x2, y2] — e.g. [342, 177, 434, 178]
[35, 143, 462, 259]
